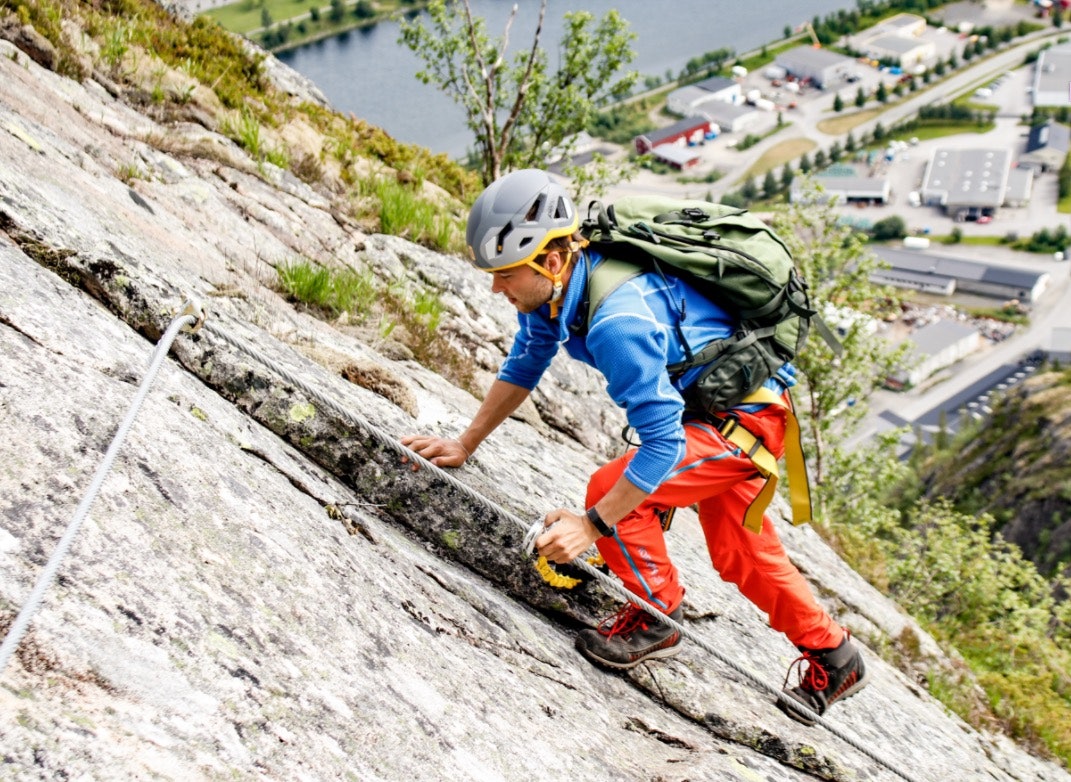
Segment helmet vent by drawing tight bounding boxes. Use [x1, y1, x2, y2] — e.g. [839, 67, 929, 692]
[527, 194, 545, 222]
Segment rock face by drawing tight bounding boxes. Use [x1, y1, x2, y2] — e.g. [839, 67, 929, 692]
[0, 26, 1067, 782]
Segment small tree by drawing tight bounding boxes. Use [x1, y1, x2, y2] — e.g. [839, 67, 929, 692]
[400, 0, 638, 186]
[1059, 154, 1071, 199]
[781, 164, 795, 190]
[855, 86, 866, 108]
[833, 93, 844, 112]
[870, 215, 907, 241]
[740, 176, 759, 202]
[770, 187, 907, 486]
[876, 82, 887, 103]
[763, 169, 778, 199]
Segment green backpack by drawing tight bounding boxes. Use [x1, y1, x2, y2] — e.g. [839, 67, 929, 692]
[578, 195, 841, 414]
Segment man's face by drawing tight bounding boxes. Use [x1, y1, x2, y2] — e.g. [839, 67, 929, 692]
[490, 264, 553, 314]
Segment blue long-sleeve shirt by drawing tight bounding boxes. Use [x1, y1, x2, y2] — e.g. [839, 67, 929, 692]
[497, 249, 794, 494]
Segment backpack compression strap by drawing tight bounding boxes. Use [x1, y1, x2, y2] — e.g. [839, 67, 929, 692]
[717, 387, 812, 533]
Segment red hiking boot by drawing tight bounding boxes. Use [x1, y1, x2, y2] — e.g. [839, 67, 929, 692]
[575, 602, 683, 670]
[777, 634, 870, 725]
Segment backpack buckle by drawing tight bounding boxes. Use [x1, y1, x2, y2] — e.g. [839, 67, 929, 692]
[681, 207, 707, 222]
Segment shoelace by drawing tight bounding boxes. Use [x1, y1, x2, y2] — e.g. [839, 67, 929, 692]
[784, 650, 829, 693]
[598, 604, 649, 639]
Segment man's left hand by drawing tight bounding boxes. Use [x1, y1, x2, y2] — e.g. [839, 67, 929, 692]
[535, 509, 600, 564]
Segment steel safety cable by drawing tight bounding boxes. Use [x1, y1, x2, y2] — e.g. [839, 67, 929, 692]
[201, 316, 922, 782]
[0, 309, 200, 676]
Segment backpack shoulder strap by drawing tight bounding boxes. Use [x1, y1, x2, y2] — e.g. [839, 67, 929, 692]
[579, 255, 646, 333]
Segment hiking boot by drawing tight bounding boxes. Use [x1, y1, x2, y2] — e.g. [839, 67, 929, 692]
[575, 602, 683, 670]
[777, 634, 870, 726]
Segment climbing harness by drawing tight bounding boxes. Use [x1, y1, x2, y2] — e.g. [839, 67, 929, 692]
[0, 301, 205, 675]
[1, 298, 920, 782]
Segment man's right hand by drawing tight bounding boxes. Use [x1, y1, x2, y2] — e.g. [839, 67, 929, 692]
[399, 435, 471, 470]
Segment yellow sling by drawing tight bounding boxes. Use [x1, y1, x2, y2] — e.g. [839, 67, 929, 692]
[714, 388, 811, 534]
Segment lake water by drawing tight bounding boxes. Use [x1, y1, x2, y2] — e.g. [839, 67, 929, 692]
[278, 0, 853, 158]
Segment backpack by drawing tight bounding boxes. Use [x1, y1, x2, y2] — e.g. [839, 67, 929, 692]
[576, 195, 841, 531]
[578, 195, 840, 412]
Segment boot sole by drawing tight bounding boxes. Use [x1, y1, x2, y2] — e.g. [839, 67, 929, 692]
[576, 638, 682, 671]
[777, 667, 872, 726]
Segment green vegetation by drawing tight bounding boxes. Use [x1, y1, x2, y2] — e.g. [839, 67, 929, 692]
[821, 443, 1071, 764]
[1, 0, 479, 244]
[206, 0, 425, 51]
[588, 97, 658, 145]
[277, 259, 470, 391]
[400, 0, 638, 187]
[828, 368, 1071, 764]
[277, 259, 378, 316]
[375, 177, 460, 250]
[962, 302, 1030, 325]
[894, 104, 997, 137]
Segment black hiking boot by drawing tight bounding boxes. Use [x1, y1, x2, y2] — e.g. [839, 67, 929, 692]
[575, 602, 683, 670]
[777, 634, 870, 726]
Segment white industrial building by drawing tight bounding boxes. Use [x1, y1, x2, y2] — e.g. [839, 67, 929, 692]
[696, 100, 761, 134]
[789, 165, 890, 204]
[871, 246, 1051, 304]
[857, 13, 934, 67]
[919, 148, 1012, 220]
[1032, 44, 1071, 107]
[889, 318, 981, 388]
[774, 46, 857, 89]
[1020, 118, 1071, 173]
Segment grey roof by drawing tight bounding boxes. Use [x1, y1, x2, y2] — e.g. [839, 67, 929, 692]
[921, 148, 1010, 208]
[873, 246, 1047, 289]
[791, 171, 889, 200]
[776, 46, 854, 71]
[871, 267, 955, 289]
[668, 85, 716, 107]
[652, 145, 702, 166]
[819, 176, 888, 193]
[693, 76, 736, 93]
[866, 34, 924, 55]
[880, 13, 925, 33]
[640, 116, 711, 144]
[1005, 167, 1033, 202]
[696, 100, 754, 125]
[910, 318, 978, 356]
[1026, 119, 1071, 154]
[1035, 45, 1071, 99]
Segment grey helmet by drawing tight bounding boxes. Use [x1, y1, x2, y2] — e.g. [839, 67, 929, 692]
[466, 169, 578, 271]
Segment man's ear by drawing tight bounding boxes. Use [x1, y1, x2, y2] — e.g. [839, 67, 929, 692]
[543, 250, 564, 273]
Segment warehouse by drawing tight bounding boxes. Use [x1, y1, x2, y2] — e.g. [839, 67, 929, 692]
[774, 46, 857, 89]
[918, 148, 1011, 220]
[871, 246, 1050, 303]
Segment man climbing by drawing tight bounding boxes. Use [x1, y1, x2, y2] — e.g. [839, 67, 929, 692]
[401, 169, 868, 724]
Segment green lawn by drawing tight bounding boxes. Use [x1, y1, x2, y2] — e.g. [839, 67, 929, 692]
[207, 0, 321, 34]
[206, 0, 423, 43]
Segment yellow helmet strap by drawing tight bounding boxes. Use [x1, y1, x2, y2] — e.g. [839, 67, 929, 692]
[527, 242, 580, 318]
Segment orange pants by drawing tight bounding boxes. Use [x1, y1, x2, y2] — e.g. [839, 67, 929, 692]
[586, 404, 843, 651]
